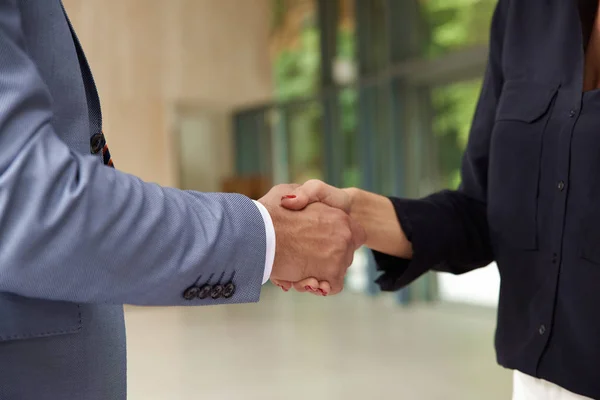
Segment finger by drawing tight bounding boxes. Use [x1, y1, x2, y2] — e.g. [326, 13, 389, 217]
[292, 277, 320, 294]
[316, 280, 331, 296]
[280, 179, 350, 213]
[279, 181, 318, 211]
[271, 278, 292, 292]
[349, 218, 367, 249]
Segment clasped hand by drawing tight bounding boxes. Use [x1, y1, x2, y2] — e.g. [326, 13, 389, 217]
[258, 180, 363, 296]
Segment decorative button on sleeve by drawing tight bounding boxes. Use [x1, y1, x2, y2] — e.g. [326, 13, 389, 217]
[182, 286, 200, 301]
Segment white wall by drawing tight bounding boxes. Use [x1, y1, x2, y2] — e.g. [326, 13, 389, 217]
[63, 0, 273, 187]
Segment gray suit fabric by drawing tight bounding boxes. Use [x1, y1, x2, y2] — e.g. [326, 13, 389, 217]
[0, 1, 266, 398]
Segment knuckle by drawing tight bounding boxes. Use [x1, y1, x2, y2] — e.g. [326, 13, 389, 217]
[305, 179, 323, 187]
[333, 227, 353, 249]
[330, 238, 345, 255]
[305, 179, 325, 195]
[340, 227, 353, 243]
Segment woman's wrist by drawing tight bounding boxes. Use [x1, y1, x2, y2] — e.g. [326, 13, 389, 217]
[342, 188, 412, 258]
[342, 187, 360, 216]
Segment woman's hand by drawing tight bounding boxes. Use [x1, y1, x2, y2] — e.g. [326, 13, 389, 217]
[280, 179, 353, 214]
[271, 277, 331, 296]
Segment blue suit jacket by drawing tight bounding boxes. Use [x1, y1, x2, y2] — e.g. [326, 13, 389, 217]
[0, 1, 266, 398]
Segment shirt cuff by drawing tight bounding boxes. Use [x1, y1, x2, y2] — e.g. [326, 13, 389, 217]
[252, 200, 276, 284]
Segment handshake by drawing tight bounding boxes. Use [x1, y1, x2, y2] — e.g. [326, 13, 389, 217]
[258, 179, 365, 297]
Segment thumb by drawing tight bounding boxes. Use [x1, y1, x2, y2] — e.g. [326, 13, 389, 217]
[279, 191, 310, 211]
[280, 179, 350, 212]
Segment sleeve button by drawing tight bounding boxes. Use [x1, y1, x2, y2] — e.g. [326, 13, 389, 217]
[211, 284, 224, 299]
[197, 284, 212, 299]
[183, 286, 200, 300]
[222, 283, 236, 298]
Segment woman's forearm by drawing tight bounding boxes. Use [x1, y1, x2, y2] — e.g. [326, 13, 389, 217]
[344, 188, 413, 259]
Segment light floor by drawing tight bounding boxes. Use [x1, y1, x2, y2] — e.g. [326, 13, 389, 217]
[125, 287, 512, 400]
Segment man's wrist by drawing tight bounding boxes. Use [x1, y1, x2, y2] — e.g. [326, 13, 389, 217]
[252, 200, 276, 284]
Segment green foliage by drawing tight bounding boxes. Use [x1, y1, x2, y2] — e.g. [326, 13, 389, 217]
[431, 79, 482, 188]
[274, 26, 321, 101]
[422, 0, 496, 56]
[339, 87, 360, 187]
[273, 22, 358, 184]
[422, 0, 495, 188]
[288, 102, 323, 183]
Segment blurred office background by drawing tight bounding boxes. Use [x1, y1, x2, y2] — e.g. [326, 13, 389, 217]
[63, 0, 511, 398]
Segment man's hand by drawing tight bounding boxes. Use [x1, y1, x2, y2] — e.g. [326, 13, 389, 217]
[278, 179, 411, 295]
[275, 180, 354, 295]
[280, 180, 409, 258]
[259, 184, 366, 295]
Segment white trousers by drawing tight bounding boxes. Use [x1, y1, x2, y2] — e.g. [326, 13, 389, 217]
[512, 370, 592, 400]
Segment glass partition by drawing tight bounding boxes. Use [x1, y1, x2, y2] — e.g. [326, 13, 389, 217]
[234, 0, 497, 306]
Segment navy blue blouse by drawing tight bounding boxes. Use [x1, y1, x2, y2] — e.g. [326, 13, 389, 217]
[374, 1, 600, 398]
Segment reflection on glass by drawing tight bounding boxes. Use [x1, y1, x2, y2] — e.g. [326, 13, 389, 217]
[287, 103, 323, 183]
[431, 78, 483, 188]
[339, 88, 359, 188]
[373, 84, 394, 195]
[422, 0, 496, 57]
[363, 0, 389, 74]
[332, 0, 357, 86]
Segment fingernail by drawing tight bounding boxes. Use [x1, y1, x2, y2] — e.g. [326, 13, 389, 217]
[281, 195, 296, 200]
[318, 289, 327, 296]
[305, 286, 314, 291]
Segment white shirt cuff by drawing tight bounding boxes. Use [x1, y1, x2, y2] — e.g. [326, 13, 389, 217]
[252, 200, 276, 284]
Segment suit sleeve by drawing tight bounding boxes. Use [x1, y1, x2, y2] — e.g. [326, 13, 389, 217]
[0, 0, 266, 305]
[373, 0, 508, 291]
